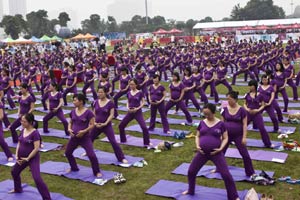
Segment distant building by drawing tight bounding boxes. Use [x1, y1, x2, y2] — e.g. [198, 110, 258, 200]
[9, 0, 27, 17]
[0, 0, 4, 21]
[107, 0, 145, 23]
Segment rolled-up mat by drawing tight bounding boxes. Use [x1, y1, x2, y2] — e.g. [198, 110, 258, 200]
[125, 124, 190, 137]
[146, 179, 250, 200]
[101, 135, 167, 148]
[0, 179, 73, 200]
[37, 128, 70, 139]
[172, 163, 274, 182]
[40, 161, 116, 186]
[225, 148, 288, 163]
[247, 124, 296, 134]
[73, 148, 144, 167]
[5, 137, 62, 152]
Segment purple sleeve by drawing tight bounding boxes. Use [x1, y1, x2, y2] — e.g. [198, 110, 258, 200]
[32, 130, 41, 142]
[197, 121, 202, 132]
[29, 96, 35, 103]
[220, 107, 226, 118]
[69, 110, 74, 120]
[240, 107, 247, 119]
[108, 101, 115, 111]
[221, 121, 227, 134]
[87, 110, 95, 121]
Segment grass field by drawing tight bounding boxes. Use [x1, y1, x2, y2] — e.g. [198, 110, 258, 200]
[0, 70, 300, 200]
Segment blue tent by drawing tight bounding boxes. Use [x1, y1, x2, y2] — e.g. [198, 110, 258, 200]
[30, 36, 43, 43]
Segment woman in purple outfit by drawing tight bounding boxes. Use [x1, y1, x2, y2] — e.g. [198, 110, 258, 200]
[1, 69, 16, 109]
[272, 63, 289, 112]
[148, 74, 170, 134]
[0, 87, 13, 161]
[59, 62, 69, 91]
[10, 113, 51, 200]
[89, 87, 128, 163]
[65, 94, 102, 177]
[113, 67, 131, 118]
[29, 62, 41, 91]
[232, 51, 255, 85]
[43, 82, 69, 135]
[215, 61, 232, 93]
[220, 91, 255, 177]
[282, 57, 298, 101]
[9, 84, 35, 143]
[182, 103, 240, 200]
[244, 80, 273, 148]
[135, 64, 149, 105]
[12, 61, 22, 88]
[192, 66, 208, 104]
[118, 79, 151, 146]
[202, 60, 219, 103]
[258, 75, 282, 132]
[82, 62, 97, 100]
[98, 73, 112, 98]
[63, 65, 77, 106]
[146, 59, 158, 86]
[75, 59, 85, 82]
[165, 72, 193, 125]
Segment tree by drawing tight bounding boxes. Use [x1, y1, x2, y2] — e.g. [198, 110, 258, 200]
[186, 19, 197, 35]
[26, 10, 51, 37]
[200, 16, 213, 23]
[175, 21, 185, 30]
[152, 16, 166, 26]
[107, 16, 118, 32]
[58, 12, 70, 26]
[119, 21, 134, 35]
[81, 14, 106, 34]
[0, 15, 24, 39]
[230, 0, 285, 21]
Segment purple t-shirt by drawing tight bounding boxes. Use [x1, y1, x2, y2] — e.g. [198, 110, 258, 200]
[127, 91, 143, 108]
[169, 82, 184, 100]
[67, 72, 77, 86]
[198, 120, 226, 154]
[70, 109, 94, 136]
[48, 92, 63, 110]
[149, 85, 165, 102]
[120, 75, 131, 90]
[18, 129, 41, 158]
[93, 100, 114, 124]
[19, 95, 35, 115]
[221, 107, 246, 136]
[258, 86, 274, 103]
[245, 93, 264, 109]
[203, 68, 215, 80]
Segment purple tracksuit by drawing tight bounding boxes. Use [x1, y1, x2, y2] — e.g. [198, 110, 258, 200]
[182, 76, 201, 111]
[119, 90, 150, 145]
[29, 66, 41, 91]
[0, 76, 15, 109]
[165, 82, 192, 123]
[113, 74, 131, 117]
[187, 120, 239, 200]
[215, 66, 232, 92]
[284, 64, 298, 100]
[232, 57, 255, 85]
[10, 95, 35, 143]
[90, 100, 125, 162]
[82, 69, 97, 100]
[148, 84, 170, 133]
[135, 71, 149, 104]
[11, 130, 51, 200]
[192, 73, 208, 104]
[0, 102, 12, 159]
[272, 72, 289, 112]
[245, 93, 272, 147]
[221, 107, 255, 176]
[63, 72, 77, 105]
[202, 67, 219, 103]
[65, 109, 101, 176]
[43, 92, 69, 135]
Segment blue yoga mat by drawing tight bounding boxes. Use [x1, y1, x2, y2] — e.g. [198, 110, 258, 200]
[247, 125, 296, 134]
[0, 152, 15, 167]
[37, 128, 70, 139]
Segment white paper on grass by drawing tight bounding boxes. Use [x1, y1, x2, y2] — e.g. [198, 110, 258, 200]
[119, 163, 131, 168]
[5, 162, 15, 167]
[271, 158, 285, 163]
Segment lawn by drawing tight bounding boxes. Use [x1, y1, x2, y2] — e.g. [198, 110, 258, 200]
[0, 70, 300, 200]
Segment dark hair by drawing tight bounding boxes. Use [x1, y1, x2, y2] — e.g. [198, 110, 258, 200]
[101, 73, 108, 79]
[203, 103, 216, 114]
[73, 93, 87, 105]
[129, 78, 138, 85]
[2, 69, 9, 76]
[248, 79, 258, 91]
[153, 74, 161, 81]
[51, 82, 60, 91]
[135, 64, 142, 71]
[184, 67, 192, 77]
[63, 62, 70, 67]
[21, 83, 29, 90]
[276, 62, 284, 72]
[172, 72, 180, 81]
[260, 74, 270, 85]
[227, 91, 239, 100]
[120, 67, 128, 74]
[98, 86, 108, 94]
[23, 113, 38, 129]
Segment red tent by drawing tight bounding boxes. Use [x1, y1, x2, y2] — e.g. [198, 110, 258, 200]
[153, 28, 168, 35]
[168, 28, 183, 34]
[254, 25, 269, 30]
[238, 25, 254, 30]
[273, 24, 287, 29]
[287, 23, 300, 29]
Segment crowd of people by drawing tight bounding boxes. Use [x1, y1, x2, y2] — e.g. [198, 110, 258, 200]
[0, 37, 299, 199]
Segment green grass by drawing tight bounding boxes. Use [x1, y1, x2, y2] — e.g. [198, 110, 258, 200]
[1, 71, 300, 200]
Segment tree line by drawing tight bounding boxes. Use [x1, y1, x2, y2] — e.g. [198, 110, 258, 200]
[0, 0, 286, 40]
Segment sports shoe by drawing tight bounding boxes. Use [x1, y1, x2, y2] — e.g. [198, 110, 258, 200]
[118, 173, 126, 183]
[278, 176, 291, 181]
[114, 174, 121, 184]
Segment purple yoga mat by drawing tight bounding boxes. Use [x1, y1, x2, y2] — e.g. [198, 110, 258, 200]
[35, 107, 72, 115]
[7, 113, 44, 122]
[73, 148, 144, 167]
[262, 116, 288, 123]
[225, 148, 288, 163]
[282, 110, 300, 115]
[0, 152, 16, 167]
[37, 128, 70, 139]
[125, 124, 190, 137]
[146, 180, 249, 200]
[40, 161, 116, 185]
[35, 94, 42, 99]
[5, 137, 62, 152]
[247, 124, 296, 134]
[172, 163, 274, 182]
[245, 138, 282, 148]
[168, 110, 201, 117]
[235, 82, 248, 86]
[278, 101, 300, 108]
[101, 135, 165, 148]
[116, 105, 149, 113]
[0, 180, 73, 200]
[146, 117, 199, 126]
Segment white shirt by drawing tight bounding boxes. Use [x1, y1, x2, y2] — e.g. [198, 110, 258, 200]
[100, 36, 106, 45]
[63, 57, 74, 66]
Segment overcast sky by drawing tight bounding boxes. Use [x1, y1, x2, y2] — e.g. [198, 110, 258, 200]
[3, 0, 300, 28]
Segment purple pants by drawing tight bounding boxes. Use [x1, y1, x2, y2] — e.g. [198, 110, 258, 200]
[63, 86, 77, 105]
[165, 100, 192, 123]
[43, 109, 69, 135]
[272, 100, 283, 122]
[82, 82, 97, 100]
[31, 76, 41, 91]
[232, 69, 255, 85]
[187, 152, 239, 200]
[215, 79, 232, 93]
[10, 117, 21, 143]
[276, 88, 289, 112]
[264, 104, 279, 131]
[202, 81, 219, 103]
[195, 88, 208, 104]
[296, 70, 300, 86]
[287, 79, 298, 100]
[65, 136, 100, 176]
[138, 85, 150, 105]
[149, 101, 170, 133]
[111, 75, 120, 93]
[0, 127, 12, 158]
[4, 88, 16, 109]
[41, 92, 49, 110]
[3, 112, 11, 128]
[184, 91, 201, 111]
[13, 74, 21, 88]
[113, 90, 128, 117]
[247, 113, 272, 147]
[58, 78, 66, 92]
[90, 124, 125, 162]
[119, 109, 150, 145]
[11, 154, 51, 200]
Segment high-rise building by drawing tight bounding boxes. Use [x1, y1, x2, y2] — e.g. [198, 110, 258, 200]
[0, 0, 4, 21]
[9, 0, 27, 16]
